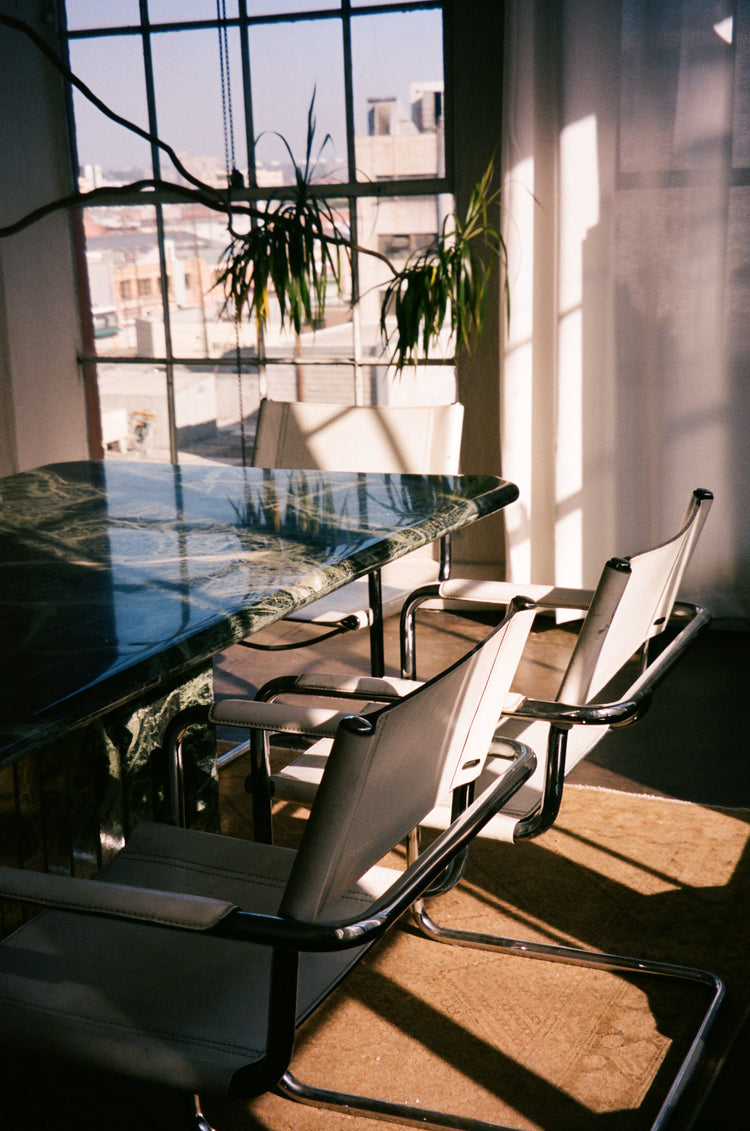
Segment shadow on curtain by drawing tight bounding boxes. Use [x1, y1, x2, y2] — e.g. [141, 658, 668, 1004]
[501, 0, 749, 622]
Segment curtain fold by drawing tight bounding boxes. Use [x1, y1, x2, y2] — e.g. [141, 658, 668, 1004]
[501, 0, 750, 620]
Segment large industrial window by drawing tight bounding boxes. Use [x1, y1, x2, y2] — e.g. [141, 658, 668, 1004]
[64, 0, 453, 464]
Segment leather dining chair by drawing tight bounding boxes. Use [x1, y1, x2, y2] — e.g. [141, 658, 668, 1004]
[230, 488, 712, 845]
[241, 397, 465, 677]
[209, 491, 722, 1129]
[0, 600, 539, 1131]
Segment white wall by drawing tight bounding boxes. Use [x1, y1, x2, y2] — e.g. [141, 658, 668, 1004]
[0, 1, 90, 477]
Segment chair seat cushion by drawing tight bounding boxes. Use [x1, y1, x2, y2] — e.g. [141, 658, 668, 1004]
[0, 823, 395, 1098]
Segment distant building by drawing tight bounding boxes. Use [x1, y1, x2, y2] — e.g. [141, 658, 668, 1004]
[409, 83, 444, 133]
[356, 83, 446, 330]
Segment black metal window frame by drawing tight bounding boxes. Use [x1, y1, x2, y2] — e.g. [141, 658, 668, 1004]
[64, 0, 453, 463]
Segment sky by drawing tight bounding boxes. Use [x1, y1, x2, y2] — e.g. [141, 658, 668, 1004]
[65, 2, 444, 175]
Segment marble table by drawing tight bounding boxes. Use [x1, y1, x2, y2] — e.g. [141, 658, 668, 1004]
[0, 461, 517, 857]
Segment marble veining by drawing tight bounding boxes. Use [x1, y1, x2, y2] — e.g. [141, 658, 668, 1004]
[0, 460, 518, 762]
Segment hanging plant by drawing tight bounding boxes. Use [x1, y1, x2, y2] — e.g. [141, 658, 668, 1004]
[216, 95, 347, 336]
[379, 159, 506, 370]
[216, 98, 505, 369]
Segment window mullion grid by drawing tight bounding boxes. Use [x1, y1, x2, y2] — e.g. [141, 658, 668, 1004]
[68, 1, 453, 430]
[340, 1, 363, 399]
[141, 0, 178, 462]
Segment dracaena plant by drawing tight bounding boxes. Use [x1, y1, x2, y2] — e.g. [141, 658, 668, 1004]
[217, 97, 506, 370]
[379, 159, 506, 370]
[216, 95, 347, 336]
[212, 93, 504, 366]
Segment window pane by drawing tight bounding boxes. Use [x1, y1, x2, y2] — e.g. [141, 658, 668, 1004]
[356, 193, 457, 402]
[84, 207, 162, 356]
[99, 358, 262, 466]
[249, 20, 346, 184]
[69, 36, 152, 179]
[262, 356, 362, 404]
[246, 0, 340, 12]
[150, 27, 247, 184]
[98, 364, 170, 461]
[272, 276, 358, 403]
[66, 1, 141, 30]
[67, 1, 240, 28]
[352, 10, 445, 181]
[162, 204, 257, 360]
[147, 1, 239, 21]
[356, 192, 447, 337]
[174, 364, 261, 465]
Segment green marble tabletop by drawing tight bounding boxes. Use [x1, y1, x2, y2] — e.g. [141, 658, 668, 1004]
[0, 460, 518, 763]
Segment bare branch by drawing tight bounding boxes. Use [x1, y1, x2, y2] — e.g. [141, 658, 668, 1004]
[0, 13, 224, 202]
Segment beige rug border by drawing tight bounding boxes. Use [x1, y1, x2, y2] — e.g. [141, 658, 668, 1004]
[565, 781, 750, 817]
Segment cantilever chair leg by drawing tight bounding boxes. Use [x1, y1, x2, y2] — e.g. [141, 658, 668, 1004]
[406, 835, 724, 1131]
[161, 705, 212, 828]
[278, 1069, 524, 1131]
[276, 913, 723, 1131]
[164, 704, 276, 841]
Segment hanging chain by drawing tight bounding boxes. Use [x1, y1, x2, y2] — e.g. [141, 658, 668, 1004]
[234, 312, 247, 467]
[217, 0, 236, 179]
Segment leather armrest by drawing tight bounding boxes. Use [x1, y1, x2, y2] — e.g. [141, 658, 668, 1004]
[436, 578, 595, 610]
[211, 698, 352, 735]
[0, 867, 235, 930]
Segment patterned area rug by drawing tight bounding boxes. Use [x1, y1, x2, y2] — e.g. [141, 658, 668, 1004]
[204, 784, 750, 1130]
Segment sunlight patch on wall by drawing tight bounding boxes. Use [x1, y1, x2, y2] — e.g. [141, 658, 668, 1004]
[714, 17, 733, 45]
[556, 115, 600, 585]
[502, 155, 536, 578]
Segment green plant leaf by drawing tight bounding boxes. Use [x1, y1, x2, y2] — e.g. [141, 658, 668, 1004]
[217, 97, 506, 372]
[378, 157, 507, 370]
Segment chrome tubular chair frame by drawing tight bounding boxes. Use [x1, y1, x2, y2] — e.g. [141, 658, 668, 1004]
[406, 847, 724, 1131]
[229, 595, 709, 846]
[478, 597, 711, 842]
[0, 602, 542, 1131]
[230, 741, 539, 1131]
[165, 612, 721, 1129]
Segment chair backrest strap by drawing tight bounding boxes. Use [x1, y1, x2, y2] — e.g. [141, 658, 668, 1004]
[251, 399, 464, 476]
[558, 488, 713, 703]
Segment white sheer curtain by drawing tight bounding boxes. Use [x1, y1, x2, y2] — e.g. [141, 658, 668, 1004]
[500, 0, 750, 621]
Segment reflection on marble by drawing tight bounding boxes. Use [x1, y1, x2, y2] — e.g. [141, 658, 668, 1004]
[0, 460, 517, 762]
